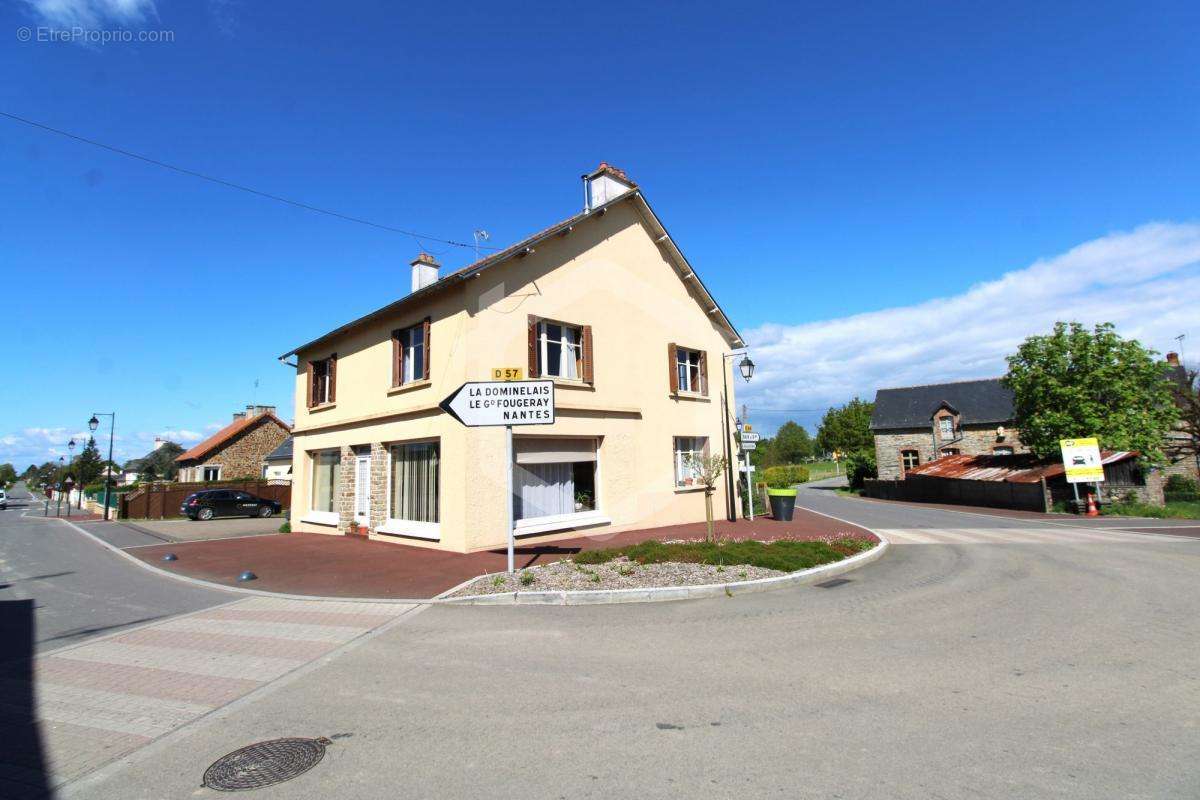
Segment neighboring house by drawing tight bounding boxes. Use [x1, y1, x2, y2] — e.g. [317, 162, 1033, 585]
[120, 438, 181, 484]
[282, 163, 745, 552]
[176, 405, 292, 482]
[262, 437, 294, 480]
[871, 378, 1028, 480]
[1164, 351, 1200, 483]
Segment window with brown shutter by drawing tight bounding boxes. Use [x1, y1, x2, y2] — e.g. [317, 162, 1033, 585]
[581, 325, 594, 384]
[391, 329, 403, 387]
[327, 353, 337, 402]
[306, 361, 315, 408]
[673, 346, 704, 394]
[529, 316, 592, 383]
[668, 343, 679, 393]
[699, 349, 709, 396]
[422, 317, 431, 381]
[392, 321, 428, 387]
[308, 355, 336, 407]
[527, 315, 539, 378]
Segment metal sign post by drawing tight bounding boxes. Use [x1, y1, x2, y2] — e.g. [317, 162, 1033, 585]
[740, 431, 759, 521]
[440, 378, 556, 572]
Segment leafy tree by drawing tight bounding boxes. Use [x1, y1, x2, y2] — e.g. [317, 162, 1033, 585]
[773, 421, 816, 464]
[74, 438, 105, 488]
[684, 452, 728, 543]
[1002, 322, 1178, 463]
[844, 450, 877, 490]
[0, 463, 16, 487]
[816, 398, 875, 456]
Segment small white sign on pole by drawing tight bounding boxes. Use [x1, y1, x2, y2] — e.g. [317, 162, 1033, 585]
[741, 442, 757, 451]
[740, 432, 760, 443]
[440, 379, 557, 573]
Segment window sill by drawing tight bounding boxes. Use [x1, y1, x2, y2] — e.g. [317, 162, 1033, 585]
[388, 379, 431, 396]
[673, 485, 708, 493]
[301, 511, 338, 526]
[546, 377, 594, 391]
[514, 510, 610, 536]
[376, 520, 440, 540]
[308, 402, 336, 413]
[671, 391, 710, 402]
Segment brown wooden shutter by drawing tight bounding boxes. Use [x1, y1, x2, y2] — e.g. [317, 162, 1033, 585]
[581, 325, 594, 385]
[527, 315, 539, 378]
[391, 330, 402, 387]
[668, 343, 679, 393]
[422, 317, 432, 381]
[306, 361, 315, 408]
[328, 353, 337, 403]
[699, 350, 709, 396]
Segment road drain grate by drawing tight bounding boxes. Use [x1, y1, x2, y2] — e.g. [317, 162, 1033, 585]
[815, 578, 852, 589]
[203, 737, 330, 791]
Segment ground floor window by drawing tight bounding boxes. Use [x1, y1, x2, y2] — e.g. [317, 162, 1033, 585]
[514, 438, 597, 520]
[312, 450, 341, 512]
[202, 465, 221, 481]
[901, 449, 920, 472]
[390, 441, 439, 523]
[993, 446, 1014, 456]
[674, 436, 709, 487]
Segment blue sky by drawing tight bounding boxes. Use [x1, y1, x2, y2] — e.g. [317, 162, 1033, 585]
[2, 0, 1198, 466]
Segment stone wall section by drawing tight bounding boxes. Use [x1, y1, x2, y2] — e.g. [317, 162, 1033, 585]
[179, 417, 290, 480]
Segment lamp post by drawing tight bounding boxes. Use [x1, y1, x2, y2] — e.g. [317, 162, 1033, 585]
[89, 413, 116, 521]
[720, 351, 756, 522]
[68, 438, 82, 509]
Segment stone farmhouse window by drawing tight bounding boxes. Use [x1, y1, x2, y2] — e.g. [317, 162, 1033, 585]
[940, 448, 960, 457]
[392, 318, 431, 387]
[307, 354, 336, 408]
[311, 450, 341, 513]
[674, 436, 709, 487]
[202, 465, 221, 481]
[527, 316, 594, 383]
[669, 345, 708, 395]
[937, 417, 954, 439]
[901, 449, 920, 472]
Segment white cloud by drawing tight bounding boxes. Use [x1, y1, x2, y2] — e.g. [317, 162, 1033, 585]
[23, 0, 155, 28]
[742, 222, 1200, 431]
[0, 423, 216, 468]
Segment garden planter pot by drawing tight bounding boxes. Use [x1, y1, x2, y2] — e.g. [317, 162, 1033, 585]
[767, 488, 797, 521]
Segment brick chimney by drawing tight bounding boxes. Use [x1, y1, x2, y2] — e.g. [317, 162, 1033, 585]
[1167, 352, 1181, 366]
[411, 253, 440, 292]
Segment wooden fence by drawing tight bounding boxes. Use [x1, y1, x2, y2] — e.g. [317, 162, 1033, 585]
[863, 475, 1050, 512]
[119, 480, 292, 520]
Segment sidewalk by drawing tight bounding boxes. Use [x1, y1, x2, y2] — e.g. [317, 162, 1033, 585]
[122, 510, 873, 599]
[0, 596, 414, 798]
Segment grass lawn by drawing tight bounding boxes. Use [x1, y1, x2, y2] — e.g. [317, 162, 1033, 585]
[803, 460, 841, 481]
[1101, 500, 1200, 520]
[573, 537, 874, 572]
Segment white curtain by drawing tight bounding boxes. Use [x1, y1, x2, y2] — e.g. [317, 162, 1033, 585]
[313, 451, 340, 512]
[515, 462, 574, 520]
[391, 443, 439, 522]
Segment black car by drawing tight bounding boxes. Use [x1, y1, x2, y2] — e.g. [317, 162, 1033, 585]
[182, 490, 281, 521]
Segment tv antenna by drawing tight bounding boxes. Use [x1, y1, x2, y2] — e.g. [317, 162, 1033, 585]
[1176, 333, 1187, 366]
[473, 229, 490, 261]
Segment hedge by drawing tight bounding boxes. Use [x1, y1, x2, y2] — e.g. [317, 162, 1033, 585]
[761, 465, 810, 489]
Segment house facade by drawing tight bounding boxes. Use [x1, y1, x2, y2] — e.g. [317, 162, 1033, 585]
[176, 405, 292, 482]
[283, 164, 745, 553]
[871, 378, 1028, 480]
[262, 437, 294, 480]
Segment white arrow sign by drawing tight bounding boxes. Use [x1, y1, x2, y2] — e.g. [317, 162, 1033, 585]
[440, 380, 555, 428]
[741, 442, 757, 451]
[740, 432, 760, 442]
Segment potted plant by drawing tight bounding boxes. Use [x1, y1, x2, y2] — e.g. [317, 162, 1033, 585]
[764, 467, 798, 522]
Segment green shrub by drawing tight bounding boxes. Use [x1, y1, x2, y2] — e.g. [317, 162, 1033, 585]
[572, 537, 870, 573]
[278, 521, 291, 533]
[1164, 491, 1200, 503]
[762, 465, 808, 490]
[1165, 475, 1199, 494]
[844, 450, 877, 490]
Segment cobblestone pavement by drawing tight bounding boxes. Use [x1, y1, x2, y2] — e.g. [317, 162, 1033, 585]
[0, 597, 414, 798]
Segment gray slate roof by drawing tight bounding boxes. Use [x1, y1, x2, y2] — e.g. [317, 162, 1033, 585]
[871, 378, 1015, 431]
[263, 437, 293, 462]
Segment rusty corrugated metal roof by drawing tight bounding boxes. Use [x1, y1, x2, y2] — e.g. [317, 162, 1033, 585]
[906, 451, 1137, 484]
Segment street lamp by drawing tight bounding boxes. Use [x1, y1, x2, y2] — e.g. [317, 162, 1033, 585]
[720, 350, 756, 522]
[67, 438, 83, 508]
[90, 412, 116, 521]
[738, 355, 755, 382]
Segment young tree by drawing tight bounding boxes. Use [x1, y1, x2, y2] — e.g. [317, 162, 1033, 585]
[773, 421, 815, 464]
[816, 398, 875, 456]
[685, 453, 727, 543]
[75, 438, 105, 487]
[1003, 322, 1178, 462]
[0, 463, 17, 487]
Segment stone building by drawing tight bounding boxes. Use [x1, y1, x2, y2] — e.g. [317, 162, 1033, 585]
[175, 405, 292, 483]
[871, 378, 1028, 480]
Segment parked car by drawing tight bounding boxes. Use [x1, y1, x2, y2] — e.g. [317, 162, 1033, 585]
[0, 489, 7, 510]
[181, 489, 281, 521]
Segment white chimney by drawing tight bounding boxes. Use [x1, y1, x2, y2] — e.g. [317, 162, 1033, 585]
[411, 253, 441, 292]
[153, 437, 166, 450]
[583, 162, 636, 211]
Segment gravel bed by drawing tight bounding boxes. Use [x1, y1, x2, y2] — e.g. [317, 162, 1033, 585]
[448, 556, 787, 597]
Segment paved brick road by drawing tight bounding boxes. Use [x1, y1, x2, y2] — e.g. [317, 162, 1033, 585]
[0, 596, 414, 798]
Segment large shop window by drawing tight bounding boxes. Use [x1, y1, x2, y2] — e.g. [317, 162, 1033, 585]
[388, 441, 440, 528]
[308, 449, 341, 524]
[513, 438, 604, 531]
[674, 436, 709, 487]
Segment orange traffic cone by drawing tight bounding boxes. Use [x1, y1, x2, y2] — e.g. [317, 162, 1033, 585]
[1085, 492, 1099, 517]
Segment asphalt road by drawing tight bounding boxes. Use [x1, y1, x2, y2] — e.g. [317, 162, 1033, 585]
[0, 483, 233, 654]
[71, 484, 1200, 800]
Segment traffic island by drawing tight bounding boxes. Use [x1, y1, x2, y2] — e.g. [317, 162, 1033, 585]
[443, 535, 886, 604]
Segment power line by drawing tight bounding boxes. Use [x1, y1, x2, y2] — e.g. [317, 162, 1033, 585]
[0, 111, 500, 252]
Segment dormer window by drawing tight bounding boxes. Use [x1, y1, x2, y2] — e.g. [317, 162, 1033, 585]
[937, 417, 954, 439]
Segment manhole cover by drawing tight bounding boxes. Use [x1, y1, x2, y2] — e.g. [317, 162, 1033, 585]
[203, 737, 330, 791]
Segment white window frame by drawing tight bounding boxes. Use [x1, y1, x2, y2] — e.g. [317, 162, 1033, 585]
[676, 348, 703, 394]
[397, 324, 426, 385]
[353, 453, 371, 523]
[937, 417, 954, 439]
[538, 320, 583, 381]
[673, 436, 709, 487]
[512, 437, 608, 534]
[201, 465, 222, 482]
[304, 449, 340, 525]
[379, 439, 441, 540]
[312, 358, 333, 405]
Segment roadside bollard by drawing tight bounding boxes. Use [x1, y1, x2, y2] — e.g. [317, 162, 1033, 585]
[237, 570, 258, 582]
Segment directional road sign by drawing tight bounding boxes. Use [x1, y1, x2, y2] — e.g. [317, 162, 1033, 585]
[440, 380, 555, 428]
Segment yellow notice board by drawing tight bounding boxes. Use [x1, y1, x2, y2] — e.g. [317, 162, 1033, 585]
[1059, 438, 1104, 483]
[491, 367, 524, 381]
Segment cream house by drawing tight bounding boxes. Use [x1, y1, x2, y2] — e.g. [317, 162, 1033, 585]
[282, 164, 747, 553]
